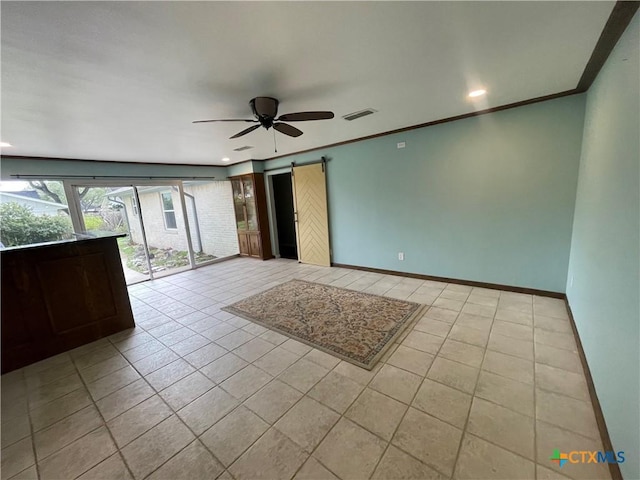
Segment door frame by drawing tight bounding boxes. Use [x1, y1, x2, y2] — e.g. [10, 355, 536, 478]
[264, 166, 292, 259]
[264, 159, 331, 264]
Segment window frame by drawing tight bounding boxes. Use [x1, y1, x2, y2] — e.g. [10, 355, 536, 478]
[131, 196, 139, 216]
[160, 191, 177, 230]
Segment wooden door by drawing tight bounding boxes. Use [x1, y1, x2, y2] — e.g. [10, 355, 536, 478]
[292, 163, 331, 267]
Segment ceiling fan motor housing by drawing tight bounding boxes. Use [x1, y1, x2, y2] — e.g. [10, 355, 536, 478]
[193, 97, 333, 139]
[250, 97, 279, 129]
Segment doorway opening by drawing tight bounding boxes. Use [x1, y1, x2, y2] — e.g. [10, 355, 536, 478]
[271, 172, 298, 260]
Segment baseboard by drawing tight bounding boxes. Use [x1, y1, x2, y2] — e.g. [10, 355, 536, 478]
[563, 300, 623, 480]
[330, 262, 565, 299]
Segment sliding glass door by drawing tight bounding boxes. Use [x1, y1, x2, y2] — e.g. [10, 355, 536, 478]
[71, 182, 194, 283]
[68, 180, 239, 285]
[72, 185, 151, 284]
[134, 185, 192, 278]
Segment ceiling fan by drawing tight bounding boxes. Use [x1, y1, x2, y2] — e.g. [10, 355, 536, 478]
[193, 97, 334, 139]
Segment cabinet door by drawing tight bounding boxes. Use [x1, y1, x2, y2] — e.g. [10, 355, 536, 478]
[242, 177, 259, 231]
[238, 233, 250, 256]
[232, 179, 247, 230]
[248, 233, 262, 258]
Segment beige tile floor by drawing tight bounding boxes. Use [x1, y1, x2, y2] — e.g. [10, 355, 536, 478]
[1, 258, 612, 480]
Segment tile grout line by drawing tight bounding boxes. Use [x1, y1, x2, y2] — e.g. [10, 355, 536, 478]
[456, 296, 567, 472]
[68, 350, 138, 480]
[127, 290, 292, 475]
[19, 350, 140, 479]
[328, 299, 450, 478]
[105, 311, 242, 479]
[427, 309, 585, 393]
[24, 368, 42, 480]
[140, 313, 342, 478]
[218, 353, 336, 478]
[366, 294, 471, 480]
[268, 345, 447, 478]
[448, 294, 490, 479]
[403, 297, 593, 459]
[449, 288, 518, 477]
[284, 359, 389, 480]
[139, 418, 228, 480]
[533, 299, 540, 479]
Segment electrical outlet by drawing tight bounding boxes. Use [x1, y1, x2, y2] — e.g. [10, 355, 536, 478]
[398, 252, 404, 261]
[397, 142, 406, 149]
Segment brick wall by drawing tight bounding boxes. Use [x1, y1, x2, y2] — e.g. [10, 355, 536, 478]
[184, 181, 239, 258]
[128, 188, 189, 251]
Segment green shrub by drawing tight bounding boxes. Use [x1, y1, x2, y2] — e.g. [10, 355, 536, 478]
[0, 202, 73, 247]
[83, 215, 105, 231]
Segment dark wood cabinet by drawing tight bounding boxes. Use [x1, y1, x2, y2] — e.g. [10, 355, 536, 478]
[1, 235, 135, 373]
[230, 173, 273, 260]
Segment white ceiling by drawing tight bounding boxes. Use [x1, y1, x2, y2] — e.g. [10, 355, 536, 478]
[1, 1, 615, 166]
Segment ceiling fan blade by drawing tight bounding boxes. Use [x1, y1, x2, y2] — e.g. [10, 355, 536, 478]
[277, 111, 334, 122]
[193, 119, 257, 123]
[230, 124, 261, 139]
[273, 122, 303, 137]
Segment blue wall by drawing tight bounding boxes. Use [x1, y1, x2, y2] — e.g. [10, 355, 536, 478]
[566, 12, 639, 479]
[227, 160, 262, 177]
[266, 95, 585, 292]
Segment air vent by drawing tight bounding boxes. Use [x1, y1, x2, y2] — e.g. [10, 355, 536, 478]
[233, 145, 253, 152]
[342, 109, 377, 121]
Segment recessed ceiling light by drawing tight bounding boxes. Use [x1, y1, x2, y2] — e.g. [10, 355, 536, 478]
[468, 89, 487, 98]
[0, 142, 13, 147]
[221, 157, 230, 162]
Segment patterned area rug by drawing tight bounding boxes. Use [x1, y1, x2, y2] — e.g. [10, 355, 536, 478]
[223, 279, 427, 370]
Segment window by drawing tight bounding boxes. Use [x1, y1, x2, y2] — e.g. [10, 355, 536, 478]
[161, 192, 177, 229]
[0, 179, 72, 248]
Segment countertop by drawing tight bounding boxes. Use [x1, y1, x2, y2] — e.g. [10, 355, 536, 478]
[0, 232, 127, 252]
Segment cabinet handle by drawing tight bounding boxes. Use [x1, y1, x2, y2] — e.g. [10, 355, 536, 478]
[294, 211, 298, 223]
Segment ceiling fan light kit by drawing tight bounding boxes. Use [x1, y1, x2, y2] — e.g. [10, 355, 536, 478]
[193, 96, 335, 139]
